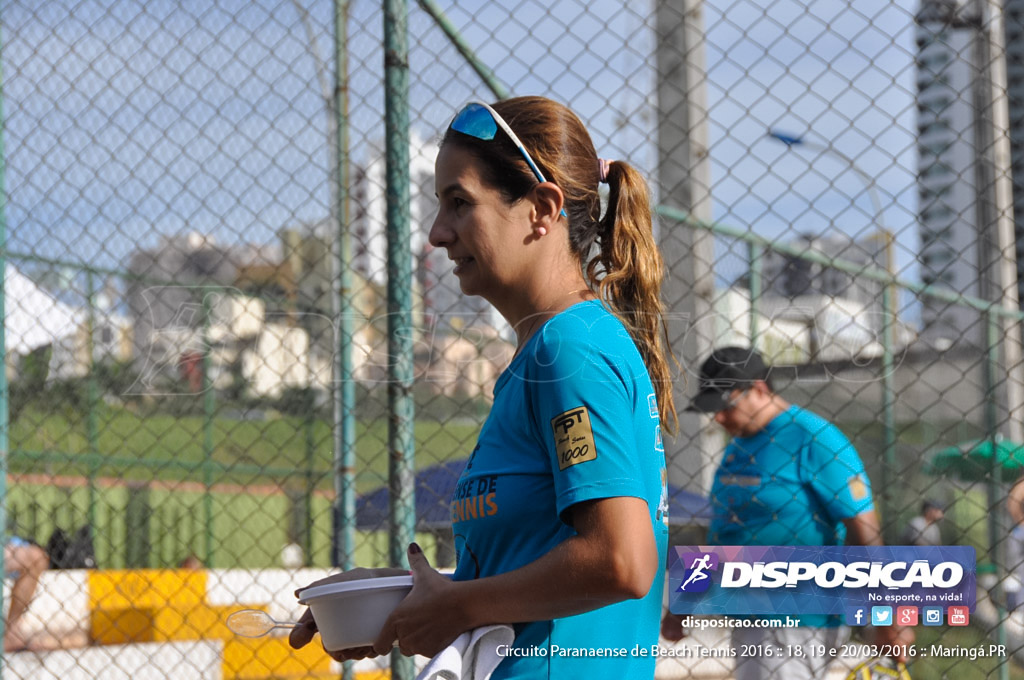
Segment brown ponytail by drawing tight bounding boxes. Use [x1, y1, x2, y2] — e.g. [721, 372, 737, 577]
[587, 161, 678, 435]
[443, 96, 677, 434]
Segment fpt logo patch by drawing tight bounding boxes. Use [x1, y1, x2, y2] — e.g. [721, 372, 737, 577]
[678, 552, 719, 593]
[551, 406, 597, 471]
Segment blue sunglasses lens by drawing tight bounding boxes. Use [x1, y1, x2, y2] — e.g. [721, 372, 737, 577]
[448, 103, 568, 219]
[450, 103, 498, 140]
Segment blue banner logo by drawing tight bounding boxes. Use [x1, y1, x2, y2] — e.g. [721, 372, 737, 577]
[669, 545, 976, 616]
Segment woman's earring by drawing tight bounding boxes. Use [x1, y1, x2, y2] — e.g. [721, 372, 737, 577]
[535, 226, 547, 237]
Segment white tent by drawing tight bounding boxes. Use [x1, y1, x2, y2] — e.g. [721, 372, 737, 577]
[4, 264, 84, 354]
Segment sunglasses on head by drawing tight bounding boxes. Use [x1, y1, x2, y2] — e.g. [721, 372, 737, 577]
[450, 101, 567, 218]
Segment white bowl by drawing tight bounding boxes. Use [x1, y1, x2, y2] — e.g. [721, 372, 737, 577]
[298, 575, 413, 651]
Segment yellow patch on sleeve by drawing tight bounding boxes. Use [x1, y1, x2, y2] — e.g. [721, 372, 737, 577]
[848, 474, 868, 501]
[551, 406, 598, 471]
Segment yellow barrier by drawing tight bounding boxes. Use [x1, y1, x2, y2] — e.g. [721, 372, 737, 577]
[90, 607, 155, 644]
[91, 602, 264, 644]
[88, 569, 206, 610]
[223, 637, 333, 679]
[86, 569, 371, 679]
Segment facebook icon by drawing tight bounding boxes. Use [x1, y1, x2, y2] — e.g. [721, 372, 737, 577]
[845, 607, 867, 626]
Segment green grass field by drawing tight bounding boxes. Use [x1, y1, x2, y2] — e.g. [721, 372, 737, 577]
[7, 403, 480, 569]
[9, 403, 480, 492]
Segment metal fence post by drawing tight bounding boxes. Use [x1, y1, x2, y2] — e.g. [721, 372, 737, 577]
[881, 273, 897, 536]
[384, 0, 416, 678]
[986, 308, 1011, 680]
[748, 242, 762, 348]
[415, 0, 510, 101]
[202, 291, 215, 566]
[332, 0, 358, 578]
[656, 0, 717, 495]
[85, 269, 98, 531]
[0, 17, 9, 673]
[303, 376, 315, 565]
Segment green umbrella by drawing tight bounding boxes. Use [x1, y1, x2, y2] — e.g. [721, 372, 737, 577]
[924, 438, 1024, 482]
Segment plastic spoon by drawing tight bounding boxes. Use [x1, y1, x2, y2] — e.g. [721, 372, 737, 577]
[226, 609, 301, 638]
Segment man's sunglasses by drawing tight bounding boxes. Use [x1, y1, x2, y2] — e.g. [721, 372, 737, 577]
[721, 388, 749, 412]
[450, 102, 566, 218]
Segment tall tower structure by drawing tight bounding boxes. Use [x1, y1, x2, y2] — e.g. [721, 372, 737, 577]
[349, 132, 501, 336]
[1005, 0, 1024, 303]
[915, 0, 992, 347]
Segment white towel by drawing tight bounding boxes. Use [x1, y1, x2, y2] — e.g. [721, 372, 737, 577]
[416, 625, 515, 680]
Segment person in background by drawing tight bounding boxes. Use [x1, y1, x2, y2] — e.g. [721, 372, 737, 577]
[291, 96, 674, 679]
[900, 499, 944, 546]
[4, 537, 48, 653]
[664, 346, 912, 679]
[1006, 477, 1024, 610]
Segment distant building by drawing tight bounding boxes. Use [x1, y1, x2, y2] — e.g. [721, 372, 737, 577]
[47, 314, 134, 381]
[350, 132, 504, 336]
[125, 231, 242, 366]
[1005, 0, 1024, 303]
[3, 264, 136, 384]
[417, 329, 515, 400]
[711, 288, 810, 364]
[914, 0, 1001, 348]
[717, 231, 915, 362]
[125, 231, 335, 397]
[125, 225, 497, 399]
[711, 287, 915, 365]
[350, 132, 437, 285]
[760, 232, 887, 309]
[5, 264, 83, 356]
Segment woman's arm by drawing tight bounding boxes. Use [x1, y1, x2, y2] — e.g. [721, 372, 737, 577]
[374, 495, 659, 658]
[843, 509, 883, 546]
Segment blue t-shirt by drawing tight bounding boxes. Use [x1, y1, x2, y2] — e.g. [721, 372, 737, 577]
[708, 404, 874, 626]
[451, 300, 668, 680]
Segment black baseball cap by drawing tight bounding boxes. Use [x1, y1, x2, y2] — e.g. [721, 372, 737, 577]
[686, 346, 773, 413]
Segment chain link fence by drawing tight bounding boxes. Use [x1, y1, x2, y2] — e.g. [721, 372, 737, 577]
[1, 0, 1024, 678]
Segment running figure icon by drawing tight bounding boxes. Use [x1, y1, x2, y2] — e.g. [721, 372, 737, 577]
[680, 554, 713, 592]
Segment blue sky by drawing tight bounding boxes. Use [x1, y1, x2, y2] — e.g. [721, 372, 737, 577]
[0, 0, 923, 291]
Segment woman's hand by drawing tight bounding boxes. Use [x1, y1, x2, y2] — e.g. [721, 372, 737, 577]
[288, 566, 411, 661]
[373, 543, 466, 658]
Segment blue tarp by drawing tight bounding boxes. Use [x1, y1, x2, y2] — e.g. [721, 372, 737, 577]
[355, 459, 711, 531]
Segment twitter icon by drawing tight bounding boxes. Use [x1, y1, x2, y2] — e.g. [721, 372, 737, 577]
[871, 606, 893, 626]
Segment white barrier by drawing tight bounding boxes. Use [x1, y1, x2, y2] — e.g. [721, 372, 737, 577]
[5, 640, 223, 680]
[6, 569, 90, 642]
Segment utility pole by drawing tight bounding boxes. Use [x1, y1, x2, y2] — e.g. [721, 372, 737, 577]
[973, 3, 1019, 678]
[655, 0, 719, 495]
[982, 0, 1024, 444]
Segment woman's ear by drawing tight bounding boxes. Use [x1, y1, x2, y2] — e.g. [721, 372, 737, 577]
[530, 181, 565, 236]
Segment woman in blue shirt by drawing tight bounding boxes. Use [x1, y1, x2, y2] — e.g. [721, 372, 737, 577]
[293, 96, 674, 679]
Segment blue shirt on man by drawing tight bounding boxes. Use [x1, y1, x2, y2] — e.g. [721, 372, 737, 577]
[708, 405, 874, 627]
[451, 300, 668, 680]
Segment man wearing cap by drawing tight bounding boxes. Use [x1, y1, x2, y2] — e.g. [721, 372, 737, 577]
[1005, 477, 1024, 610]
[900, 500, 944, 546]
[680, 346, 910, 679]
